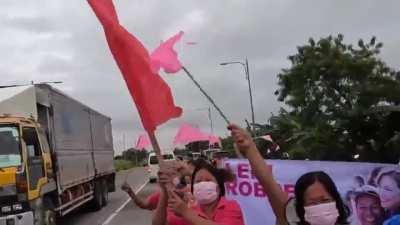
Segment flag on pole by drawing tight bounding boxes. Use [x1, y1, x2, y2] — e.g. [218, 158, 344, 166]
[173, 122, 210, 145]
[88, 0, 182, 132]
[135, 134, 151, 150]
[150, 31, 184, 74]
[261, 135, 273, 142]
[208, 135, 221, 146]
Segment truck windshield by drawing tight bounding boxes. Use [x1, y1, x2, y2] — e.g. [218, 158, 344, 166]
[0, 125, 21, 168]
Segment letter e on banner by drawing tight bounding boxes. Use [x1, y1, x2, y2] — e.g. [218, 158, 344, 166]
[238, 163, 250, 179]
[284, 184, 295, 197]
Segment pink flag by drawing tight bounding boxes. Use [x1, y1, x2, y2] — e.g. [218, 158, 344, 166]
[150, 31, 184, 74]
[135, 134, 151, 150]
[261, 135, 273, 142]
[173, 123, 210, 145]
[208, 135, 221, 146]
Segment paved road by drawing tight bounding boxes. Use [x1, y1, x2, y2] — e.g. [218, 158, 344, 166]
[58, 167, 155, 225]
[107, 183, 158, 225]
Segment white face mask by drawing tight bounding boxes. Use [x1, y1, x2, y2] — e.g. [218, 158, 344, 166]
[193, 181, 218, 205]
[304, 202, 339, 225]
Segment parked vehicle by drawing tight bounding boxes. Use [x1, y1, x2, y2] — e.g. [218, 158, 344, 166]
[0, 84, 115, 225]
[211, 150, 230, 167]
[202, 148, 220, 161]
[191, 152, 201, 160]
[147, 151, 175, 182]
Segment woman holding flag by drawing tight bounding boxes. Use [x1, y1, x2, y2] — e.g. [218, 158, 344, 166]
[228, 124, 350, 225]
[152, 160, 244, 225]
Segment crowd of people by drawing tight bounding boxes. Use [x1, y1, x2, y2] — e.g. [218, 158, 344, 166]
[121, 124, 400, 225]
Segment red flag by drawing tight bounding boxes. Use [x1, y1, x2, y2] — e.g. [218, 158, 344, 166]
[88, 0, 182, 132]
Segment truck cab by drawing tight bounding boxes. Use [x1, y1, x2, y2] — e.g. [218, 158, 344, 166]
[0, 117, 53, 225]
[0, 84, 116, 225]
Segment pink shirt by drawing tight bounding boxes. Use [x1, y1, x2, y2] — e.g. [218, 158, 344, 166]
[146, 191, 160, 210]
[170, 197, 245, 225]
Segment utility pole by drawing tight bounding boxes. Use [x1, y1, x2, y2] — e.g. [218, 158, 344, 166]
[208, 107, 214, 134]
[220, 58, 256, 134]
[245, 58, 256, 134]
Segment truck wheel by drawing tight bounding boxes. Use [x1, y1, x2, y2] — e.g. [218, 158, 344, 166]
[31, 198, 44, 225]
[89, 181, 103, 211]
[101, 179, 109, 206]
[43, 197, 57, 225]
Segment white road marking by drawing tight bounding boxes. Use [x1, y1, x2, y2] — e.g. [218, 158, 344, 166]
[101, 180, 149, 225]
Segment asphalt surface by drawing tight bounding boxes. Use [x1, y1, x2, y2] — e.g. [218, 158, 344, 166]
[58, 167, 156, 225]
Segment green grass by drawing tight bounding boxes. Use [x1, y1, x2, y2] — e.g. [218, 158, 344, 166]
[114, 159, 136, 172]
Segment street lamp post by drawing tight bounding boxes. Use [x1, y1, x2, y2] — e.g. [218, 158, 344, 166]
[220, 58, 255, 134]
[196, 106, 214, 134]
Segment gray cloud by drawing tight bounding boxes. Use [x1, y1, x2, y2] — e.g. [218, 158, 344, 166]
[1, 0, 399, 154]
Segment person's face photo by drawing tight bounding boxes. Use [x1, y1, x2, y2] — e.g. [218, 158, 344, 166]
[356, 195, 384, 225]
[378, 175, 400, 211]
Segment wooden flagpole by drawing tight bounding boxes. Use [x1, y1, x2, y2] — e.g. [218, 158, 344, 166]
[148, 131, 165, 167]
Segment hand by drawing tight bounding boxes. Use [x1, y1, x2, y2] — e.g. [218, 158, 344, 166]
[228, 124, 256, 157]
[168, 190, 188, 217]
[176, 161, 191, 176]
[121, 182, 133, 194]
[158, 167, 174, 191]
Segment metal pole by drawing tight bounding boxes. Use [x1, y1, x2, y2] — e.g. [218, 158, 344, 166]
[245, 58, 256, 134]
[123, 133, 126, 151]
[182, 66, 230, 124]
[208, 107, 214, 134]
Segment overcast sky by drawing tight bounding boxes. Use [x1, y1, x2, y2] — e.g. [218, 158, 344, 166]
[1, 0, 399, 154]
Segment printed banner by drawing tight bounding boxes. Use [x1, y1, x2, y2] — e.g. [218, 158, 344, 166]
[223, 159, 399, 225]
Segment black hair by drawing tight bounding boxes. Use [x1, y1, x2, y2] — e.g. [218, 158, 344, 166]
[294, 171, 349, 225]
[191, 160, 234, 197]
[187, 159, 198, 167]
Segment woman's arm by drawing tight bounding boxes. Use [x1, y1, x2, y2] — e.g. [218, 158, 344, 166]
[122, 183, 154, 210]
[152, 188, 168, 225]
[228, 124, 288, 225]
[152, 169, 173, 225]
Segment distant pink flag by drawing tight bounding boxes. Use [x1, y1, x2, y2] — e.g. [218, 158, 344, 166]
[150, 31, 184, 74]
[173, 122, 209, 145]
[208, 135, 221, 146]
[261, 135, 273, 142]
[135, 134, 151, 150]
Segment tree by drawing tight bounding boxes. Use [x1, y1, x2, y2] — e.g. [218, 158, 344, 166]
[271, 34, 400, 163]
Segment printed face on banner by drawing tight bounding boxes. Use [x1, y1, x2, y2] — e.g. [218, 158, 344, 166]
[355, 195, 384, 225]
[223, 159, 399, 225]
[377, 175, 400, 210]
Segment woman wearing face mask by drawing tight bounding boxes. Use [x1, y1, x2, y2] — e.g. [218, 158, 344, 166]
[376, 169, 400, 225]
[152, 160, 244, 225]
[228, 124, 350, 225]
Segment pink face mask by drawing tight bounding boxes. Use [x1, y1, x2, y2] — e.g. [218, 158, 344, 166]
[304, 202, 339, 225]
[193, 181, 218, 205]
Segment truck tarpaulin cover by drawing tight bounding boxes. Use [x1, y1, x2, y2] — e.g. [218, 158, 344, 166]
[223, 159, 399, 225]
